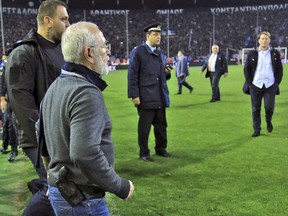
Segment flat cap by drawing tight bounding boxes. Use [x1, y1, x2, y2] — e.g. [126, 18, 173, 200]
[144, 23, 161, 32]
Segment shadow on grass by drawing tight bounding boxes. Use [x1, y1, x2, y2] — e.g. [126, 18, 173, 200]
[171, 101, 209, 108]
[116, 136, 250, 178]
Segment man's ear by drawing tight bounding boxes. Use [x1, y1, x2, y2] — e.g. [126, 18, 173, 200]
[43, 16, 52, 26]
[84, 47, 94, 64]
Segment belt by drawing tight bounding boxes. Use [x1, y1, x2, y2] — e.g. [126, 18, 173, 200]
[78, 185, 105, 199]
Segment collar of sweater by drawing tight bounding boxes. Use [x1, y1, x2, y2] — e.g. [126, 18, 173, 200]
[61, 62, 107, 91]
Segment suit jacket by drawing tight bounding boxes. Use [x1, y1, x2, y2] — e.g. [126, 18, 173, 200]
[176, 55, 189, 77]
[243, 48, 283, 95]
[201, 52, 228, 78]
[244, 48, 283, 86]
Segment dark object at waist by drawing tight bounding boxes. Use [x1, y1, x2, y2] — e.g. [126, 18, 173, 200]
[78, 185, 105, 199]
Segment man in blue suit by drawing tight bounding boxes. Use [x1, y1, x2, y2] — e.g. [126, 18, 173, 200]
[176, 50, 193, 94]
[201, 44, 228, 102]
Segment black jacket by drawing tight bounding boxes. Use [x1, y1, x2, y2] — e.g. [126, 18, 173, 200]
[201, 52, 228, 78]
[244, 48, 283, 86]
[5, 29, 62, 148]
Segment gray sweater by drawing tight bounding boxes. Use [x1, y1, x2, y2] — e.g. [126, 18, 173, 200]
[42, 69, 130, 199]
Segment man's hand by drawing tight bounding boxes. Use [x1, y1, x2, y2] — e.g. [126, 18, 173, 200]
[165, 68, 171, 75]
[132, 97, 140, 105]
[223, 72, 228, 77]
[165, 64, 173, 75]
[0, 96, 7, 112]
[125, 180, 135, 200]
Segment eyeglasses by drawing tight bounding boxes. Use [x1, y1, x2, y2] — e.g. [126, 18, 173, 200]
[89, 42, 111, 52]
[105, 43, 111, 52]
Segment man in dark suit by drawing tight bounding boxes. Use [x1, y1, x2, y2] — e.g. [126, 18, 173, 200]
[176, 50, 193, 94]
[244, 31, 283, 137]
[201, 44, 228, 102]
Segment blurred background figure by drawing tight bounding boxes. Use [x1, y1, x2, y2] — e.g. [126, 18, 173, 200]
[201, 44, 228, 103]
[0, 52, 18, 162]
[176, 49, 193, 94]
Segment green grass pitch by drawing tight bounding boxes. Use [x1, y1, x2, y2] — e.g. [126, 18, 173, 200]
[0, 65, 287, 216]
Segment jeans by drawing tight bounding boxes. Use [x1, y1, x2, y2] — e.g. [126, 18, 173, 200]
[48, 186, 110, 216]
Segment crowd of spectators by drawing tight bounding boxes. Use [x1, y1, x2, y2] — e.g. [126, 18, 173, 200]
[2, 6, 288, 63]
[2, 13, 35, 49]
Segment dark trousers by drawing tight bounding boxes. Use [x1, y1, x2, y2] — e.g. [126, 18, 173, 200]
[2, 103, 18, 152]
[250, 84, 277, 132]
[209, 72, 221, 100]
[137, 108, 167, 157]
[177, 76, 193, 94]
[22, 184, 55, 216]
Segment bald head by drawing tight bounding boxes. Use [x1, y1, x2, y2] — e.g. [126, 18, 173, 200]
[211, 45, 219, 54]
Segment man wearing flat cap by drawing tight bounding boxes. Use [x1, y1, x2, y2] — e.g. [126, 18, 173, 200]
[128, 23, 172, 162]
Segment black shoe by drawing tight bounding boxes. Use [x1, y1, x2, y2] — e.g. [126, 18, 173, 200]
[0, 148, 8, 154]
[189, 88, 193, 93]
[210, 99, 216, 103]
[267, 122, 273, 133]
[251, 131, 260, 137]
[216, 99, 220, 101]
[139, 156, 153, 162]
[156, 151, 171, 157]
[8, 151, 17, 162]
[176, 92, 182, 95]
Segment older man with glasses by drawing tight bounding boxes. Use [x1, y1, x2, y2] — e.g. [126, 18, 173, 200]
[40, 21, 134, 215]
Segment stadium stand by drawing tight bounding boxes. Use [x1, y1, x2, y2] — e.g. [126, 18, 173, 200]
[1, 1, 288, 64]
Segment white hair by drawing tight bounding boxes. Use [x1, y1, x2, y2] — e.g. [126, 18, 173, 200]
[61, 21, 100, 64]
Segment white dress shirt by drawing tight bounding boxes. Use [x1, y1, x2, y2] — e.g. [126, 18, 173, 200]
[208, 53, 217, 72]
[252, 48, 274, 88]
